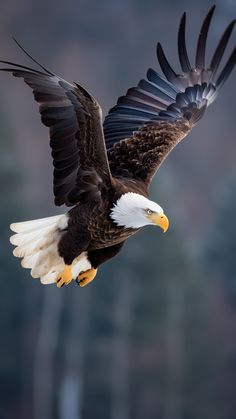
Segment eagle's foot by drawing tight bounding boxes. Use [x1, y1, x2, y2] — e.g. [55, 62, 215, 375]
[56, 265, 73, 288]
[76, 268, 97, 287]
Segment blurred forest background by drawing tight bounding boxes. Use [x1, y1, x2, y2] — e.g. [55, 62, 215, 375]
[0, 0, 236, 418]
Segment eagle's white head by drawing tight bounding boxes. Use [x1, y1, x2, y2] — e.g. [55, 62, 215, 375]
[110, 192, 169, 231]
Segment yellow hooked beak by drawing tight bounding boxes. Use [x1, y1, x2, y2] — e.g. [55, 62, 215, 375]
[147, 213, 169, 233]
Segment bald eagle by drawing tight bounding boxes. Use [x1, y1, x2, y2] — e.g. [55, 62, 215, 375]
[4, 6, 236, 287]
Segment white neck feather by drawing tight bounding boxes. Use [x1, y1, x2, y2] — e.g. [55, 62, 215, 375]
[110, 192, 163, 229]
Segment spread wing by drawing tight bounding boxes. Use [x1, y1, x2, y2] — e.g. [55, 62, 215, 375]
[0, 42, 112, 206]
[104, 6, 236, 186]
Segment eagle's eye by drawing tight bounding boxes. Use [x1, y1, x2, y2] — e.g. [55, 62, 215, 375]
[146, 209, 153, 215]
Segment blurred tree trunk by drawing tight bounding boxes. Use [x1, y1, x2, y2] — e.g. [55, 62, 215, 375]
[110, 268, 137, 419]
[33, 288, 64, 419]
[162, 276, 186, 419]
[21, 285, 40, 419]
[59, 287, 93, 419]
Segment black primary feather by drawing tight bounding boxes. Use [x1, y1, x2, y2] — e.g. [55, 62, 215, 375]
[178, 13, 191, 73]
[195, 5, 215, 69]
[1, 8, 235, 195]
[104, 5, 236, 149]
[0, 41, 112, 206]
[210, 20, 236, 81]
[156, 43, 178, 84]
[12, 37, 55, 76]
[216, 45, 236, 89]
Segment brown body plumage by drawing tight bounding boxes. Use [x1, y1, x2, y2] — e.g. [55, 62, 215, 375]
[4, 6, 236, 286]
[59, 119, 191, 268]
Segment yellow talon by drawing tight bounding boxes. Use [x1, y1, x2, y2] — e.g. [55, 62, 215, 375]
[56, 265, 73, 288]
[77, 268, 97, 287]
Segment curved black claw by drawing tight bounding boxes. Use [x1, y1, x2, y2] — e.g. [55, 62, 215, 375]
[57, 278, 65, 287]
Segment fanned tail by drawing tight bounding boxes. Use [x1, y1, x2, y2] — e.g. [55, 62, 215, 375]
[10, 214, 68, 284]
[10, 214, 91, 285]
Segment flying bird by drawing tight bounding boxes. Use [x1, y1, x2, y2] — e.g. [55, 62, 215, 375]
[3, 5, 236, 287]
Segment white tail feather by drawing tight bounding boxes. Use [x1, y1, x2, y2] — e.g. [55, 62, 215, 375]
[13, 233, 54, 258]
[10, 215, 63, 233]
[10, 224, 57, 246]
[21, 252, 40, 270]
[10, 213, 92, 286]
[40, 270, 61, 285]
[31, 243, 63, 278]
[10, 214, 69, 284]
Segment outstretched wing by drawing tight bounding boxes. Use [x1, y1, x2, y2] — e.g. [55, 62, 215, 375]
[1, 43, 112, 206]
[104, 6, 236, 185]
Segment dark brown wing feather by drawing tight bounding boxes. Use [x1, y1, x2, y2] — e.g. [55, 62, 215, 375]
[104, 6, 236, 186]
[108, 119, 191, 185]
[0, 52, 112, 206]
